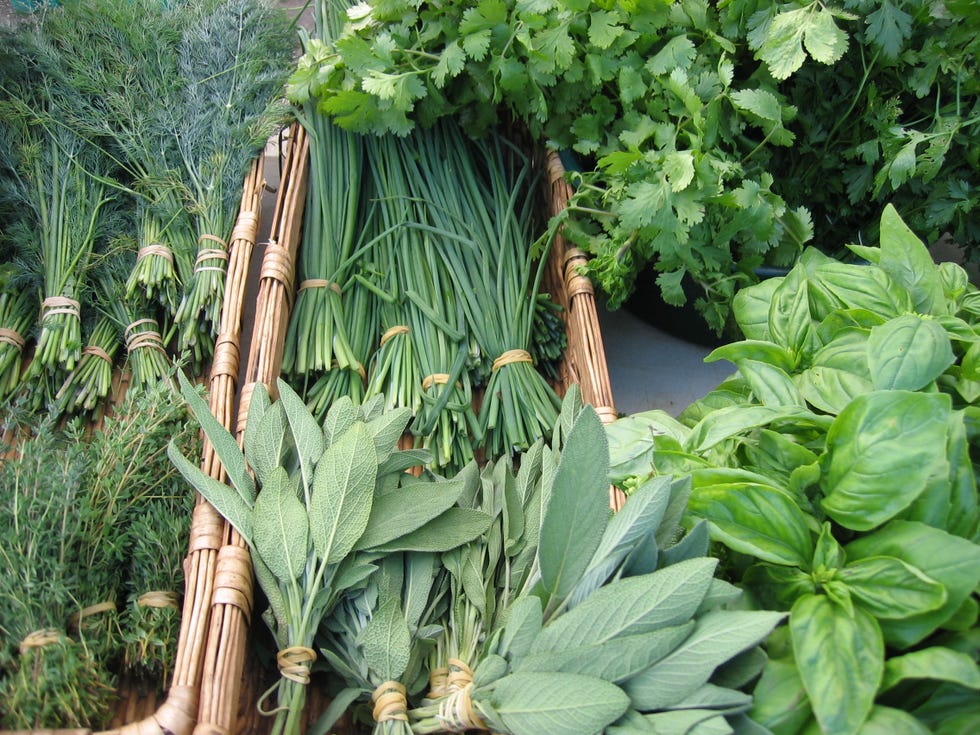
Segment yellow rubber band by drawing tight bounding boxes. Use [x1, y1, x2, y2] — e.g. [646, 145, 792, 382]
[421, 373, 451, 391]
[492, 349, 533, 372]
[380, 324, 410, 347]
[372, 680, 409, 723]
[298, 278, 342, 296]
[276, 646, 316, 685]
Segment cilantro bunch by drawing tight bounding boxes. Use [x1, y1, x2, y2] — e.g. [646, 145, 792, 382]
[290, 0, 978, 335]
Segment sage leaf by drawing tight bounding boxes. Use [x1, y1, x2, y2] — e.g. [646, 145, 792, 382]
[845, 520, 980, 648]
[790, 595, 882, 735]
[362, 598, 411, 681]
[488, 672, 630, 735]
[532, 558, 719, 653]
[322, 395, 358, 447]
[570, 474, 673, 605]
[168, 441, 253, 546]
[363, 407, 412, 462]
[498, 596, 542, 667]
[624, 609, 785, 710]
[244, 399, 288, 486]
[365, 507, 492, 553]
[354, 476, 467, 550]
[276, 378, 326, 485]
[472, 653, 508, 688]
[177, 370, 255, 503]
[821, 391, 950, 531]
[677, 683, 752, 713]
[517, 624, 693, 683]
[377, 448, 431, 476]
[310, 423, 378, 564]
[661, 520, 711, 568]
[640, 709, 733, 734]
[868, 315, 954, 391]
[837, 556, 946, 619]
[880, 646, 980, 693]
[538, 404, 610, 603]
[253, 466, 309, 582]
[242, 380, 271, 454]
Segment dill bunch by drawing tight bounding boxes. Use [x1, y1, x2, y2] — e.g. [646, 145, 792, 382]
[172, 0, 294, 365]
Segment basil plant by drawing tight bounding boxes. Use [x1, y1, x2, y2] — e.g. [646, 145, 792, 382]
[607, 205, 980, 734]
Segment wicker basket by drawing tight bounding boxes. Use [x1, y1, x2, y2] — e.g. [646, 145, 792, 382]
[187, 122, 620, 735]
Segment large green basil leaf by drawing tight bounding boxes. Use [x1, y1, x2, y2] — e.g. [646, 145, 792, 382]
[310, 422, 378, 564]
[686, 404, 818, 453]
[790, 595, 883, 735]
[837, 556, 947, 620]
[867, 315, 954, 391]
[687, 480, 814, 567]
[743, 563, 815, 611]
[845, 521, 980, 648]
[811, 522, 845, 572]
[606, 410, 694, 484]
[253, 466, 309, 582]
[749, 657, 813, 735]
[873, 204, 947, 316]
[538, 405, 610, 603]
[799, 365, 874, 416]
[742, 429, 820, 487]
[806, 262, 911, 322]
[769, 263, 811, 360]
[858, 706, 931, 735]
[820, 391, 951, 531]
[880, 646, 980, 693]
[736, 359, 805, 407]
[487, 672, 629, 735]
[706, 340, 797, 373]
[942, 412, 980, 540]
[623, 609, 785, 710]
[810, 328, 872, 378]
[733, 276, 781, 341]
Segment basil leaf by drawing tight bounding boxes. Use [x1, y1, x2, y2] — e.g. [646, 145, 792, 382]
[310, 423, 378, 564]
[538, 404, 610, 604]
[838, 555, 947, 620]
[732, 277, 780, 341]
[845, 520, 980, 648]
[742, 563, 814, 610]
[880, 646, 980, 693]
[868, 315, 954, 391]
[790, 594, 883, 735]
[859, 706, 931, 735]
[362, 598, 411, 681]
[807, 262, 911, 321]
[487, 672, 630, 735]
[875, 203, 946, 316]
[687, 480, 814, 567]
[705, 340, 796, 372]
[820, 391, 951, 531]
[531, 558, 718, 653]
[253, 466, 309, 582]
[768, 262, 811, 359]
[749, 657, 813, 735]
[624, 609, 785, 710]
[735, 359, 804, 407]
[686, 404, 818, 453]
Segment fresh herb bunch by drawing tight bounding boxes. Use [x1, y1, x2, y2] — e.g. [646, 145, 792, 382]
[408, 390, 784, 735]
[0, 376, 199, 728]
[168, 376, 492, 735]
[289, 0, 977, 335]
[172, 0, 294, 365]
[0, 286, 34, 400]
[606, 206, 980, 733]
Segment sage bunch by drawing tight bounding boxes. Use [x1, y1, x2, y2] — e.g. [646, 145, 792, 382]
[169, 377, 492, 735]
[410, 390, 785, 734]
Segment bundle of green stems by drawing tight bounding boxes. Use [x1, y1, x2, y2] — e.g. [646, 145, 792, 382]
[54, 316, 120, 416]
[0, 288, 34, 400]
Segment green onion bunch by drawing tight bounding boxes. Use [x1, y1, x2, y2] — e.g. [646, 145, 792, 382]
[408, 121, 561, 457]
[173, 0, 294, 366]
[282, 106, 365, 378]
